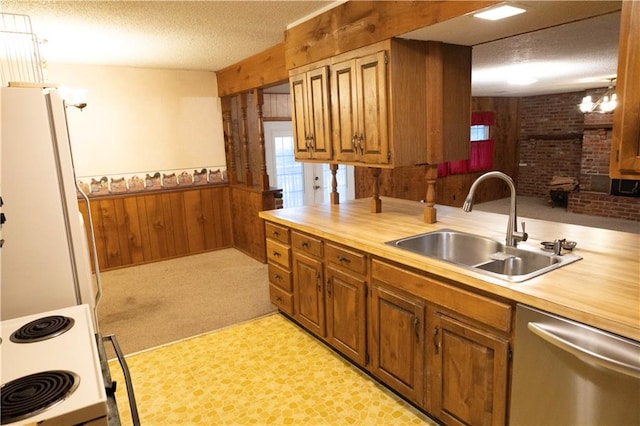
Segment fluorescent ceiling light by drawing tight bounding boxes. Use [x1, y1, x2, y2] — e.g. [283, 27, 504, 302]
[508, 77, 538, 86]
[474, 5, 526, 21]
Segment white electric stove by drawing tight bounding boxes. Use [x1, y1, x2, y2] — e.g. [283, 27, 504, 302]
[0, 304, 108, 425]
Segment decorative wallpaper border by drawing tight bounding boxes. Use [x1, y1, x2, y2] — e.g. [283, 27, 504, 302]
[77, 166, 228, 197]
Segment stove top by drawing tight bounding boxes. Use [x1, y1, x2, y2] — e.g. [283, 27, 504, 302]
[1, 305, 107, 425]
[10, 315, 75, 343]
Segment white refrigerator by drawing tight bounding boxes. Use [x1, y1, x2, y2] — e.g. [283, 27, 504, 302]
[0, 86, 99, 325]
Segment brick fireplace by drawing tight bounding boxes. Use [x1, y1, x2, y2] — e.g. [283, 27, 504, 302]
[518, 89, 639, 222]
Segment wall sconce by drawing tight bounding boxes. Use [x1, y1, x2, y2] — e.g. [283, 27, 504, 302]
[579, 78, 616, 113]
[59, 86, 88, 111]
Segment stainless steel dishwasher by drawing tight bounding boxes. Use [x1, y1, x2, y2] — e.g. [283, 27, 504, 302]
[510, 304, 640, 425]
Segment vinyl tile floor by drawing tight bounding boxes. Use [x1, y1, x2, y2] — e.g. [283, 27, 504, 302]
[109, 313, 438, 426]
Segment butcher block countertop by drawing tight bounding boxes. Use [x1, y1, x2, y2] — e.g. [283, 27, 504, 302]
[259, 197, 639, 341]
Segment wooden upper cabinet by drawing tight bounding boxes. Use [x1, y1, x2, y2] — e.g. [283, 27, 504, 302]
[332, 50, 389, 165]
[610, 0, 640, 178]
[289, 66, 332, 161]
[331, 58, 360, 163]
[292, 38, 472, 168]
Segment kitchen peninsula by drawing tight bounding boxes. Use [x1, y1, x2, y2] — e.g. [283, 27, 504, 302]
[259, 196, 639, 424]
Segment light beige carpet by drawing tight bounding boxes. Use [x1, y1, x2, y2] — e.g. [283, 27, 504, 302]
[96, 249, 276, 356]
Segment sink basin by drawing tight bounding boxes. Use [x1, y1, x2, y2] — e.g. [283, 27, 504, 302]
[385, 229, 581, 282]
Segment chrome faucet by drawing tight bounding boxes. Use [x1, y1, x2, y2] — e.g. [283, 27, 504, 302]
[463, 171, 528, 247]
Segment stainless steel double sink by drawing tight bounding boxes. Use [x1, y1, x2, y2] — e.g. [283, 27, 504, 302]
[385, 229, 582, 283]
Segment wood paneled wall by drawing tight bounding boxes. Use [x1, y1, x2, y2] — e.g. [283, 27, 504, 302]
[79, 186, 233, 271]
[222, 91, 284, 263]
[263, 93, 291, 120]
[354, 97, 521, 207]
[229, 186, 280, 263]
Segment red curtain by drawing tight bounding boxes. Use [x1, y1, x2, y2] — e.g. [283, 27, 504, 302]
[471, 111, 495, 126]
[469, 139, 494, 172]
[437, 162, 449, 177]
[438, 111, 495, 175]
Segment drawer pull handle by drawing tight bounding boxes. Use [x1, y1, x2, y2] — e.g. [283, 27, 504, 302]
[413, 317, 420, 339]
[275, 296, 282, 302]
[301, 241, 309, 248]
[274, 274, 281, 281]
[433, 326, 440, 354]
[337, 255, 351, 263]
[272, 230, 280, 237]
[272, 251, 281, 257]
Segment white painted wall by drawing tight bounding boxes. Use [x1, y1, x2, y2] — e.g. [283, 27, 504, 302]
[46, 63, 226, 178]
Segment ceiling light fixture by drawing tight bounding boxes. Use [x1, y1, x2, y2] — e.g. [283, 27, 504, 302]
[473, 5, 526, 21]
[579, 78, 617, 113]
[507, 76, 538, 86]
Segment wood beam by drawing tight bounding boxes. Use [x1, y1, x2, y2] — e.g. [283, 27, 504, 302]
[284, 0, 498, 70]
[216, 43, 288, 97]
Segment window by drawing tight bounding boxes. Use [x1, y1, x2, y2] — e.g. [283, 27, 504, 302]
[471, 125, 490, 141]
[272, 133, 305, 208]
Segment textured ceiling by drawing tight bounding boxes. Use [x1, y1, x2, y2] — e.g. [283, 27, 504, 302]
[0, 1, 623, 96]
[1, 1, 331, 71]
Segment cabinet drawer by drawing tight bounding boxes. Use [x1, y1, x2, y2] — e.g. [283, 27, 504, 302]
[326, 243, 367, 275]
[292, 231, 323, 258]
[269, 284, 293, 316]
[265, 222, 290, 244]
[266, 239, 291, 269]
[268, 263, 292, 292]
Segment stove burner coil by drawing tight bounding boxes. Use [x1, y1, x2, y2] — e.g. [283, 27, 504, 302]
[10, 315, 74, 343]
[0, 370, 80, 425]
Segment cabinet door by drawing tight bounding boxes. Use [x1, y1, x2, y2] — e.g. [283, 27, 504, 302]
[356, 51, 389, 165]
[428, 311, 509, 426]
[293, 251, 325, 336]
[290, 71, 312, 160]
[326, 265, 367, 365]
[306, 66, 332, 160]
[611, 0, 640, 177]
[331, 59, 360, 163]
[369, 282, 425, 406]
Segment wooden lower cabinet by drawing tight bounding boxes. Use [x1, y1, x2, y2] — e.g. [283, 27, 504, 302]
[293, 250, 325, 336]
[264, 223, 513, 425]
[369, 281, 426, 406]
[325, 264, 367, 366]
[427, 310, 510, 426]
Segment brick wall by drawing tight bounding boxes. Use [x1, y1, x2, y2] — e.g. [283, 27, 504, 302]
[518, 89, 639, 222]
[580, 128, 612, 190]
[568, 193, 640, 221]
[518, 91, 584, 198]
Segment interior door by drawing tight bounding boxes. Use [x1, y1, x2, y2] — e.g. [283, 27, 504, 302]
[265, 122, 355, 207]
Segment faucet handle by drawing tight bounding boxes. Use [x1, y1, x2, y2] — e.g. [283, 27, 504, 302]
[520, 221, 528, 242]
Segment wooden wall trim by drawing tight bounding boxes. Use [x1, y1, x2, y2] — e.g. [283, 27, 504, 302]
[284, 0, 498, 70]
[216, 43, 288, 97]
[216, 1, 497, 95]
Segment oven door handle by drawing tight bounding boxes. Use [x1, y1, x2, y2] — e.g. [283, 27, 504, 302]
[103, 334, 141, 425]
[528, 322, 640, 379]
